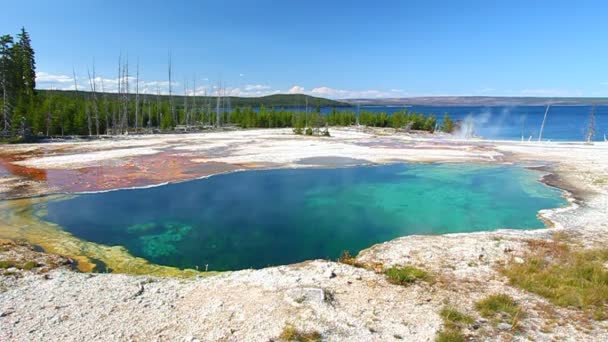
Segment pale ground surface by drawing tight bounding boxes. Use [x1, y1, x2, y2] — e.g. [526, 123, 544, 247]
[1, 127, 608, 341]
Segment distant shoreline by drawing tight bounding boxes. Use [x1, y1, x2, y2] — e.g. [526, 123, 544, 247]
[342, 96, 608, 106]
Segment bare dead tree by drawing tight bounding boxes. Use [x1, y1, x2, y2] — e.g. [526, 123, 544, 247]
[156, 86, 161, 129]
[538, 104, 550, 142]
[586, 105, 596, 143]
[115, 54, 124, 135]
[121, 56, 130, 134]
[72, 67, 78, 92]
[100, 77, 109, 135]
[168, 51, 175, 126]
[135, 58, 140, 131]
[216, 81, 221, 128]
[87, 63, 100, 136]
[192, 76, 197, 127]
[183, 78, 188, 128]
[85, 100, 92, 136]
[204, 87, 210, 127]
[146, 92, 152, 131]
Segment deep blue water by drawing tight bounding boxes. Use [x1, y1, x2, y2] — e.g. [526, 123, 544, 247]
[317, 105, 607, 141]
[40, 163, 565, 271]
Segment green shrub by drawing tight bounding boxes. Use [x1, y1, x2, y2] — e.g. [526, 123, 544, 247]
[305, 127, 313, 136]
[385, 266, 429, 285]
[293, 127, 303, 135]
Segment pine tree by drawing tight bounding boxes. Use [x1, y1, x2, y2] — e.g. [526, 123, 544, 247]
[17, 27, 35, 97]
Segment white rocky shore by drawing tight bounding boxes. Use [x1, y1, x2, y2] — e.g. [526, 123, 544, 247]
[1, 128, 608, 341]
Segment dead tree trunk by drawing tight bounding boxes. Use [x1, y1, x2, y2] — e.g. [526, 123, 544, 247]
[101, 78, 108, 135]
[87, 65, 100, 136]
[121, 57, 130, 134]
[183, 78, 188, 128]
[216, 82, 221, 128]
[538, 105, 550, 142]
[168, 52, 175, 126]
[192, 77, 196, 127]
[135, 59, 140, 131]
[586, 105, 596, 143]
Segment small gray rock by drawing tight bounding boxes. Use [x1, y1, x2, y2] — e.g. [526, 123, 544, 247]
[497, 322, 512, 331]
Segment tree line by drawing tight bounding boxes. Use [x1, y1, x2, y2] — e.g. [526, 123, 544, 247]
[1, 28, 457, 139]
[1, 27, 36, 135]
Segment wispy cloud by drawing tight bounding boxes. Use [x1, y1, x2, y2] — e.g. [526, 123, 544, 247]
[519, 88, 583, 97]
[287, 85, 408, 99]
[36, 72, 74, 85]
[600, 82, 608, 86]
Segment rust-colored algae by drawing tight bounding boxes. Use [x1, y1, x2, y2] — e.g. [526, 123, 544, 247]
[1, 150, 241, 198]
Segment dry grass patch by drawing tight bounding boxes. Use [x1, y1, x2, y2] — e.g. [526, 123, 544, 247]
[278, 324, 322, 342]
[502, 242, 608, 320]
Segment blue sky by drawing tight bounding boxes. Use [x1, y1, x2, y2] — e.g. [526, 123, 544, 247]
[1, 0, 607, 98]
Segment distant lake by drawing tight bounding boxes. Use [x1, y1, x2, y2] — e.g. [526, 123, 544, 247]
[39, 163, 565, 271]
[315, 105, 607, 141]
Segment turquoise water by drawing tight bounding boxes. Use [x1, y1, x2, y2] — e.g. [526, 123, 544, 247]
[39, 163, 565, 271]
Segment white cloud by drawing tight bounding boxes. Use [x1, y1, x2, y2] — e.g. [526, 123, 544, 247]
[36, 72, 74, 84]
[243, 84, 271, 91]
[310, 86, 407, 99]
[288, 85, 305, 94]
[519, 88, 583, 97]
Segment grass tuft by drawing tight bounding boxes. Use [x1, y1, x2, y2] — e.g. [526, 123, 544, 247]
[501, 244, 608, 320]
[436, 306, 473, 342]
[435, 328, 465, 342]
[385, 265, 430, 286]
[0, 260, 16, 269]
[440, 306, 474, 330]
[20, 261, 38, 270]
[475, 293, 523, 328]
[278, 324, 322, 342]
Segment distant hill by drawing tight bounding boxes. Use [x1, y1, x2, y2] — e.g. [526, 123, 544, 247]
[342, 96, 608, 106]
[38, 89, 349, 108]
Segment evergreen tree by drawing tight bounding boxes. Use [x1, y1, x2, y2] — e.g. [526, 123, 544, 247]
[441, 113, 455, 133]
[17, 28, 35, 97]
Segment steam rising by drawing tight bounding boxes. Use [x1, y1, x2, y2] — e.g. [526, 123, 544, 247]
[453, 108, 532, 140]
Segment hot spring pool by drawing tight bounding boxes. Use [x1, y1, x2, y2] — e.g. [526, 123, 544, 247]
[36, 163, 566, 271]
